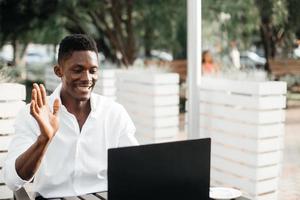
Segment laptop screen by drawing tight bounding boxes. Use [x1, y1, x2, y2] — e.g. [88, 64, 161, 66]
[108, 138, 211, 200]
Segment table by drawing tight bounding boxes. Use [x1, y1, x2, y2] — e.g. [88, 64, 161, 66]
[14, 187, 250, 200]
[14, 188, 108, 200]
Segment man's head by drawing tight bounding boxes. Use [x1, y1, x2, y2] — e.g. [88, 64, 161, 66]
[54, 34, 99, 102]
[57, 34, 98, 65]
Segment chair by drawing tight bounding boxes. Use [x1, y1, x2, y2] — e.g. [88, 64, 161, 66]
[0, 83, 26, 199]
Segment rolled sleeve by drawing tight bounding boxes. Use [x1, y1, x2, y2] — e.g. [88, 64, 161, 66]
[3, 156, 33, 191]
[2, 105, 38, 190]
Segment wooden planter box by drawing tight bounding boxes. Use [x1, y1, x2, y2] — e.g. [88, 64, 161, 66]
[116, 71, 180, 143]
[94, 69, 117, 100]
[199, 77, 287, 200]
[0, 83, 26, 199]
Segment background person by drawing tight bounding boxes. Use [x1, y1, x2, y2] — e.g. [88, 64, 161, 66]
[202, 50, 219, 75]
[229, 40, 241, 69]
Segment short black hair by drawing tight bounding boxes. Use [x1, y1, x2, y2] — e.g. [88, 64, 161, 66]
[58, 34, 98, 64]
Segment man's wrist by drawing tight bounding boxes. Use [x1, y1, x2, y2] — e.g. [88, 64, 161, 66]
[37, 135, 51, 146]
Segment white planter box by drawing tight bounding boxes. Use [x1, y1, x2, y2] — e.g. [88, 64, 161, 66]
[117, 92, 179, 106]
[135, 124, 179, 139]
[0, 83, 26, 101]
[0, 119, 15, 134]
[121, 102, 179, 117]
[211, 143, 282, 167]
[199, 103, 285, 124]
[0, 168, 4, 183]
[116, 71, 180, 141]
[200, 118, 284, 139]
[0, 101, 25, 118]
[211, 169, 279, 199]
[199, 77, 286, 200]
[131, 115, 179, 128]
[117, 71, 179, 84]
[0, 152, 8, 167]
[96, 79, 115, 87]
[0, 185, 13, 199]
[117, 81, 179, 95]
[211, 156, 280, 181]
[0, 135, 13, 151]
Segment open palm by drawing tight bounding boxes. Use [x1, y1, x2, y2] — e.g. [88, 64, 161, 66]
[30, 83, 60, 141]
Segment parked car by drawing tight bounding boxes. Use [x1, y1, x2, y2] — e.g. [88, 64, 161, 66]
[240, 51, 266, 69]
[25, 52, 52, 65]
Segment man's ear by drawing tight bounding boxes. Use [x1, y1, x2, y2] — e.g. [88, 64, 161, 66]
[54, 65, 63, 78]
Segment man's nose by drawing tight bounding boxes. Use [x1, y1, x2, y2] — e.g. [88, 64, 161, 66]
[81, 70, 91, 81]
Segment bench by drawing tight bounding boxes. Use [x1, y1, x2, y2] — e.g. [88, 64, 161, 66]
[0, 83, 26, 199]
[144, 60, 187, 83]
[269, 59, 300, 79]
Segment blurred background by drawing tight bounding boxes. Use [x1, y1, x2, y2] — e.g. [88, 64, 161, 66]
[1, 0, 300, 101]
[1, 0, 300, 199]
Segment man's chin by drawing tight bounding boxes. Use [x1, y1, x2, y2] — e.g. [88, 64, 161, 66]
[72, 91, 91, 102]
[76, 94, 91, 101]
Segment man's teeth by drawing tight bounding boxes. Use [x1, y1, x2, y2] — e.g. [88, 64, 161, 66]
[77, 86, 92, 90]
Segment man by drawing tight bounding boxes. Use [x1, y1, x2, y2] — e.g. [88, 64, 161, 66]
[3, 34, 138, 198]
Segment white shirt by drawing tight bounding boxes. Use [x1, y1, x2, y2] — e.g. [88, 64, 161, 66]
[3, 84, 138, 198]
[230, 47, 241, 69]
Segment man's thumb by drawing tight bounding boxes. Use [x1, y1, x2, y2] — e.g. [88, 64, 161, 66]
[53, 99, 60, 116]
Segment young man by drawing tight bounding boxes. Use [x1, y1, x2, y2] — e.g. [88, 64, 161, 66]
[3, 34, 138, 198]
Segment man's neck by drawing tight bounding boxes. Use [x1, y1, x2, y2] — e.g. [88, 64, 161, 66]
[60, 92, 91, 131]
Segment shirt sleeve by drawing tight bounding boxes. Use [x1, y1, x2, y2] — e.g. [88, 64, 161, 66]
[3, 105, 38, 191]
[116, 105, 139, 147]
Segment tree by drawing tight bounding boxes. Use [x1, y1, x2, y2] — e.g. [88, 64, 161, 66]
[0, 0, 59, 66]
[1, 0, 187, 66]
[254, 0, 289, 71]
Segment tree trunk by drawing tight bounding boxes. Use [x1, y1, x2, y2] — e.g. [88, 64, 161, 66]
[144, 23, 152, 58]
[259, 19, 277, 72]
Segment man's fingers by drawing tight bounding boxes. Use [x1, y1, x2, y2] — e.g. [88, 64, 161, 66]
[39, 84, 47, 105]
[30, 100, 37, 118]
[32, 88, 37, 102]
[31, 89, 40, 113]
[53, 99, 60, 116]
[33, 83, 43, 107]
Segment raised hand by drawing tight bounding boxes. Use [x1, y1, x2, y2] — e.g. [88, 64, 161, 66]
[30, 83, 60, 142]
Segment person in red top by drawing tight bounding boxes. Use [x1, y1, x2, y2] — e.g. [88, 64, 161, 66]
[202, 50, 219, 75]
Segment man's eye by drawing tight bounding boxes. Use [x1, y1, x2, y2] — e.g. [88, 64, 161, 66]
[73, 69, 82, 73]
[90, 68, 98, 74]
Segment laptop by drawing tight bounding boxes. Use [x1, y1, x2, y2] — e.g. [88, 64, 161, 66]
[107, 138, 211, 200]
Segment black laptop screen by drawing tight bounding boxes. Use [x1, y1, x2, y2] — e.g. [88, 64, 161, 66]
[108, 138, 211, 200]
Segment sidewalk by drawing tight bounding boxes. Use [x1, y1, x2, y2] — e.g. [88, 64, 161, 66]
[279, 103, 300, 199]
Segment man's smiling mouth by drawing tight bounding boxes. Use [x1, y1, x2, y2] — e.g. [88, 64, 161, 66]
[76, 84, 93, 92]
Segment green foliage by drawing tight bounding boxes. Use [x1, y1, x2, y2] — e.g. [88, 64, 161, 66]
[134, 0, 186, 59]
[0, 0, 60, 44]
[0, 0, 186, 64]
[203, 0, 260, 50]
[0, 61, 21, 82]
[202, 0, 300, 60]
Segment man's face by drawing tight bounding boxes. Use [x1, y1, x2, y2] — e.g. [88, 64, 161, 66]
[59, 51, 99, 102]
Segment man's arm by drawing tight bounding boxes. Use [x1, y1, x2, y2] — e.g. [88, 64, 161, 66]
[15, 83, 60, 180]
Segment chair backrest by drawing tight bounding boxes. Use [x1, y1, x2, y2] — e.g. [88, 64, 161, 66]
[0, 83, 26, 199]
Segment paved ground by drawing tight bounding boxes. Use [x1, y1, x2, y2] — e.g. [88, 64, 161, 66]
[279, 103, 300, 200]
